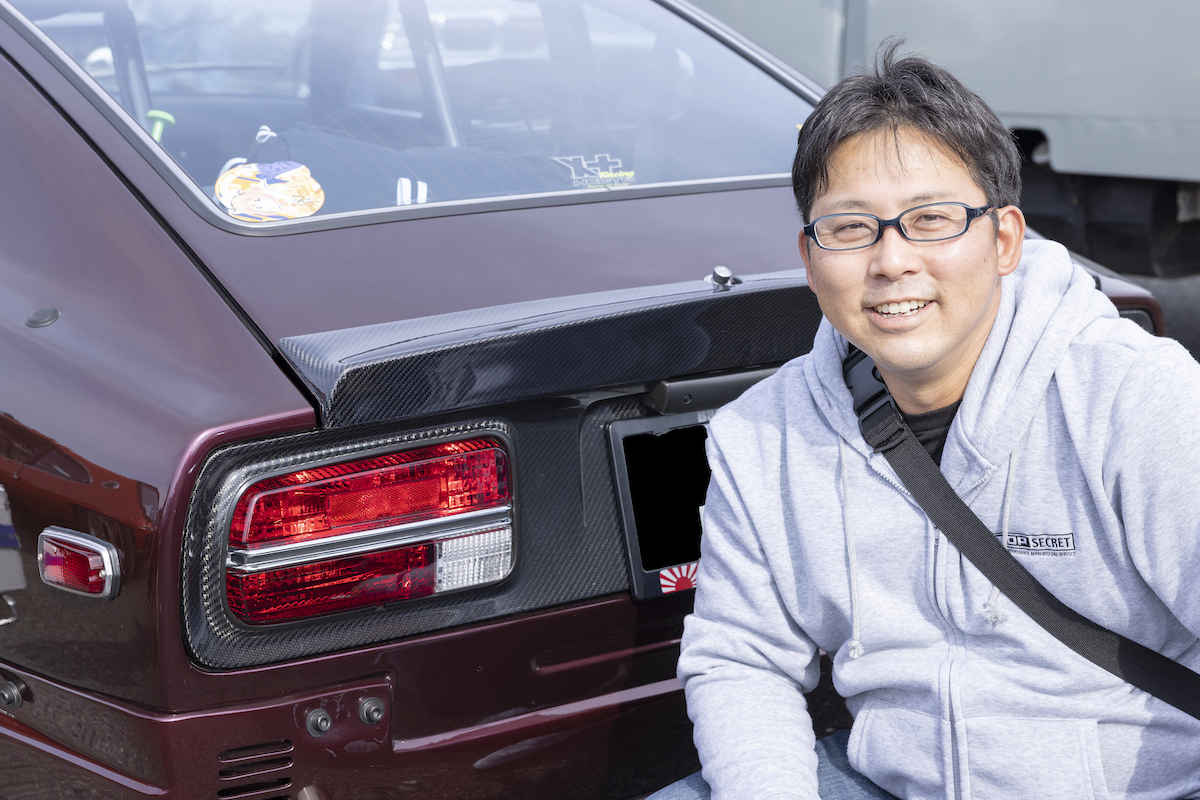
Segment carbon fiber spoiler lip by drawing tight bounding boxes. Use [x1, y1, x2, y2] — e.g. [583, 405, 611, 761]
[278, 269, 821, 428]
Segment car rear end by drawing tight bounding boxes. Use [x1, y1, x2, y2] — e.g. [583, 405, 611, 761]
[0, 0, 828, 797]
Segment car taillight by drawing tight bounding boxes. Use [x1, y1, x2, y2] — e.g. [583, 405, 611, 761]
[225, 438, 512, 625]
[38, 527, 121, 599]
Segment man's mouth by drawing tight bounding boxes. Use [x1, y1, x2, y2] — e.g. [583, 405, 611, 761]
[872, 300, 928, 317]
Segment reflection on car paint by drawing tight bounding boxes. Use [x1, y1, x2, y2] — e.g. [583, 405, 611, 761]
[1, 412, 90, 484]
[0, 413, 157, 542]
[0, 485, 25, 601]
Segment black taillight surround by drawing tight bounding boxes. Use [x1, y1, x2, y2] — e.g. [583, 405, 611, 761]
[182, 420, 522, 669]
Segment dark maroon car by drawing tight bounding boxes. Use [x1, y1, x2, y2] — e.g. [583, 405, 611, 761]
[0, 1, 1163, 798]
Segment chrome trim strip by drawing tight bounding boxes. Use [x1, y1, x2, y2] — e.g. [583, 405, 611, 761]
[227, 505, 512, 572]
[37, 526, 121, 600]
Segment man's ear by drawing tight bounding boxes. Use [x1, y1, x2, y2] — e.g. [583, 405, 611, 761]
[798, 230, 815, 285]
[995, 205, 1026, 277]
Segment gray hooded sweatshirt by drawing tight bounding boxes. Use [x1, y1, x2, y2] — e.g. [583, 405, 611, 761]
[679, 239, 1200, 800]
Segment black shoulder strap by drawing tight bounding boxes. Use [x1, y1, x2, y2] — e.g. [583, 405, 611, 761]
[842, 348, 1200, 720]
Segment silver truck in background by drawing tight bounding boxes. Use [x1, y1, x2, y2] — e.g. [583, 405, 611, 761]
[688, 0, 1200, 279]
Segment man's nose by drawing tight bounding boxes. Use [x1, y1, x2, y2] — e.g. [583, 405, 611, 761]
[868, 224, 918, 279]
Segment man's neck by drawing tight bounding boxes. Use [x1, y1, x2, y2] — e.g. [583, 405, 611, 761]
[883, 375, 967, 415]
[875, 349, 981, 415]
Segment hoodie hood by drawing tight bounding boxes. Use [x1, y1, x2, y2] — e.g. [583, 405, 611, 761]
[803, 239, 1116, 484]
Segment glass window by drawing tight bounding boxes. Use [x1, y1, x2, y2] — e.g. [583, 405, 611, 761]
[15, 0, 813, 223]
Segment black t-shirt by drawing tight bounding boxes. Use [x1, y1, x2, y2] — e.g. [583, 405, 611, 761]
[900, 400, 961, 467]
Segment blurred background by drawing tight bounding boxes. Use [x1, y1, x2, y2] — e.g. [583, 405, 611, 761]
[688, 0, 1200, 348]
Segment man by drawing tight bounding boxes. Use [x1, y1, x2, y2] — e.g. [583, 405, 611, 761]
[649, 48, 1200, 799]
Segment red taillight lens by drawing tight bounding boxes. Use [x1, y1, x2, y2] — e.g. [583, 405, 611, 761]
[38, 528, 121, 599]
[225, 437, 514, 625]
[42, 538, 106, 594]
[230, 439, 509, 550]
[227, 543, 436, 623]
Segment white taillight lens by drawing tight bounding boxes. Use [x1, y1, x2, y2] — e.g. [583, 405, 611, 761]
[435, 528, 512, 593]
[225, 437, 513, 624]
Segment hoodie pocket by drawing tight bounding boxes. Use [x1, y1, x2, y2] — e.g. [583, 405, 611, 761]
[846, 698, 946, 799]
[961, 717, 1110, 800]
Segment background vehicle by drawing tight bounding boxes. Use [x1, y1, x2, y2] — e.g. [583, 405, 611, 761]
[0, 0, 1164, 797]
[684, 0, 1200, 356]
[688, 0, 1200, 278]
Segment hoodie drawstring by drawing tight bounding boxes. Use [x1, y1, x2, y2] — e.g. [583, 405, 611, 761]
[839, 437, 865, 658]
[983, 436, 1024, 625]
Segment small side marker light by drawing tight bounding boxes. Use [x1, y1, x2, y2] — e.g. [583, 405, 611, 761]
[37, 527, 120, 599]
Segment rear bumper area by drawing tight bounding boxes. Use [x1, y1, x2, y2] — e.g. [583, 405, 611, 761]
[0, 655, 693, 799]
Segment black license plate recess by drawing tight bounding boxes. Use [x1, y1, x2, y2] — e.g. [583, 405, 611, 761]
[608, 407, 716, 600]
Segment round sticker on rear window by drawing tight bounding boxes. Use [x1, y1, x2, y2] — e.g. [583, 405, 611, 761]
[216, 161, 325, 222]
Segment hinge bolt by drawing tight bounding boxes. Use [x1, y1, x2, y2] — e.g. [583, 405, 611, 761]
[306, 708, 332, 737]
[358, 697, 385, 725]
[0, 681, 24, 709]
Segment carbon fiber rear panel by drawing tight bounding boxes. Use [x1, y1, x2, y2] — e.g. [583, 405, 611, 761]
[186, 276, 824, 668]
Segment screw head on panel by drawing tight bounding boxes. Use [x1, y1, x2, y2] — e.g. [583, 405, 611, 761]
[306, 708, 333, 737]
[0, 681, 24, 709]
[359, 697, 385, 725]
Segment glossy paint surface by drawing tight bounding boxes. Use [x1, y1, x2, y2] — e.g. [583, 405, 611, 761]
[176, 185, 809, 341]
[0, 592, 695, 799]
[0, 17, 721, 797]
[0, 41, 313, 704]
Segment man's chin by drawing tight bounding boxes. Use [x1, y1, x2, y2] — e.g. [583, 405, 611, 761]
[852, 342, 942, 379]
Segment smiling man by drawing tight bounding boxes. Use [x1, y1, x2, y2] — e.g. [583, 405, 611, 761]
[648, 48, 1200, 800]
[800, 130, 1022, 417]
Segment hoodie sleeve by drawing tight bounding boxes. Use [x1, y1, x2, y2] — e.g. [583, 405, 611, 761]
[1106, 340, 1200, 642]
[677, 422, 822, 800]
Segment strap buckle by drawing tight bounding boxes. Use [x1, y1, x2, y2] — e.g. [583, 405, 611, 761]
[842, 348, 903, 450]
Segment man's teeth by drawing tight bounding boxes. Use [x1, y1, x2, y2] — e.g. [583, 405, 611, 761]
[874, 300, 928, 316]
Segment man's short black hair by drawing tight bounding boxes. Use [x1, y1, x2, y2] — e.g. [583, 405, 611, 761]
[792, 42, 1022, 222]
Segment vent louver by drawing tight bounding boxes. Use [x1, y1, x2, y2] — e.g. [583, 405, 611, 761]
[216, 740, 293, 799]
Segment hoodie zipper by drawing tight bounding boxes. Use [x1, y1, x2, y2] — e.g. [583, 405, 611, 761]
[871, 454, 967, 799]
[948, 664, 963, 800]
[932, 530, 964, 800]
[944, 472, 995, 800]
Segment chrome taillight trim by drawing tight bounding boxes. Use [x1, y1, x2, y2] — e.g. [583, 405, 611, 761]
[184, 421, 524, 668]
[226, 505, 513, 572]
[37, 526, 121, 600]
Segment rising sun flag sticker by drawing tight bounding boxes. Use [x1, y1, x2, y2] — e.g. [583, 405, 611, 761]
[659, 562, 698, 594]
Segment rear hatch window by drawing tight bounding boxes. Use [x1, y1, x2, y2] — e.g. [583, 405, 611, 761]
[13, 0, 813, 224]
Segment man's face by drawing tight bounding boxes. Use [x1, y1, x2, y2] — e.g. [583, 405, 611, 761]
[798, 127, 1024, 411]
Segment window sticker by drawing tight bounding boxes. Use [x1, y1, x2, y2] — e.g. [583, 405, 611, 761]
[397, 177, 429, 206]
[551, 154, 635, 189]
[215, 161, 325, 222]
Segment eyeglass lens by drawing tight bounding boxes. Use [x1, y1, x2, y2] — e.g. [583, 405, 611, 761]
[814, 203, 973, 250]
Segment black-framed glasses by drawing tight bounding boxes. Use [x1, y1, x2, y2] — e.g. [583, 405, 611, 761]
[803, 202, 994, 252]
